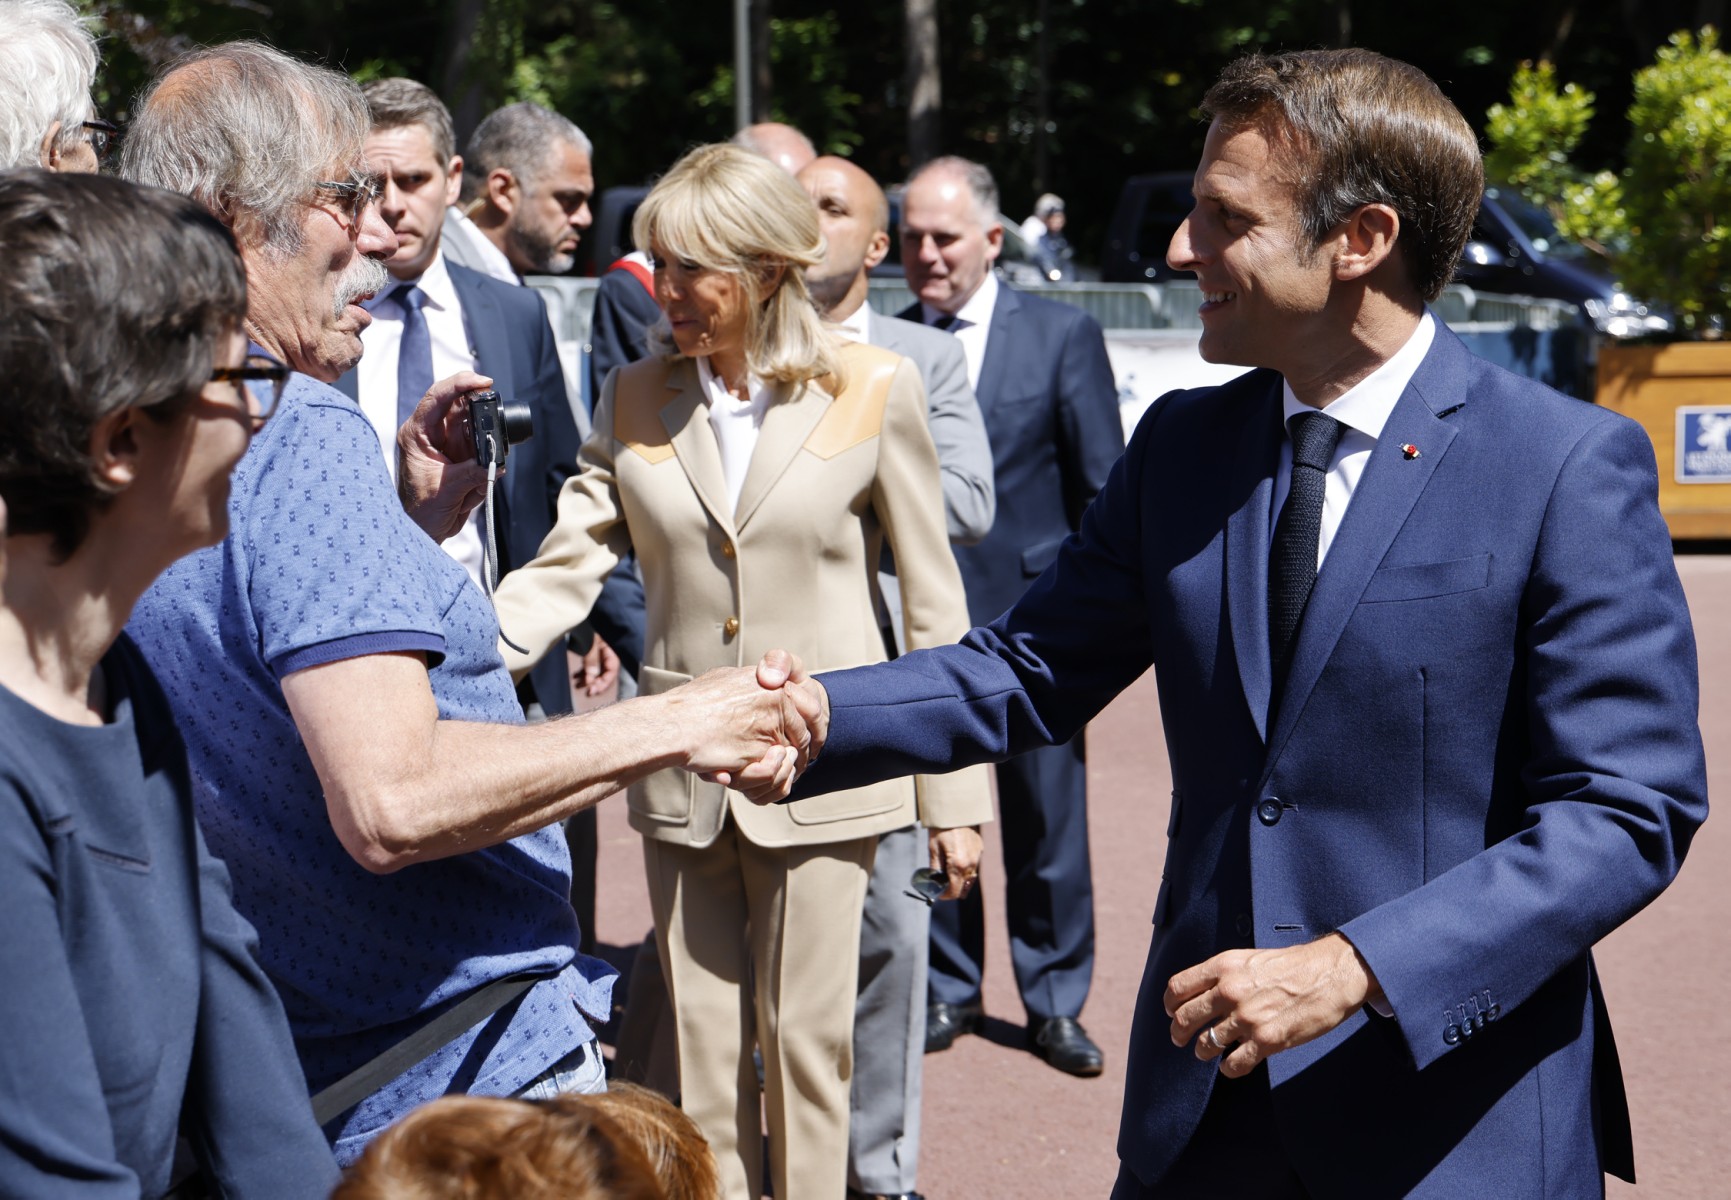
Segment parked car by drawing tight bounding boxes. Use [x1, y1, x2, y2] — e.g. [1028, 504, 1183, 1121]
[1099, 174, 1667, 337]
[1458, 186, 1667, 337]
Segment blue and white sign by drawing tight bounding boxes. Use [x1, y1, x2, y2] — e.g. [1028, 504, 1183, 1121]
[1676, 407, 1731, 484]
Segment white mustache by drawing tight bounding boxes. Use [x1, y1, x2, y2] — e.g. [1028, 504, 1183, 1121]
[332, 254, 389, 318]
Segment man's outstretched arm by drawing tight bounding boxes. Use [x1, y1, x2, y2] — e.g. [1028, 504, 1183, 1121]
[283, 650, 812, 874]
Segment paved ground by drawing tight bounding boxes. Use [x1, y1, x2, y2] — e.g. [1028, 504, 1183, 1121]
[592, 553, 1730, 1198]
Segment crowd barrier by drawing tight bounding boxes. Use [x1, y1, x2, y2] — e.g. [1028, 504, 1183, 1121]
[526, 273, 1596, 425]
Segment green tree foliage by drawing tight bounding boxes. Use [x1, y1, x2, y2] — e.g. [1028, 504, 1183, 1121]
[72, 0, 1713, 270]
[1492, 30, 1731, 335]
[1484, 61, 1596, 206]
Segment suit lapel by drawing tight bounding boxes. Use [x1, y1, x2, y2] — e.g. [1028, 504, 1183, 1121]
[1262, 329, 1467, 766]
[448, 264, 515, 400]
[734, 377, 830, 530]
[1225, 376, 1284, 744]
[660, 364, 738, 538]
[972, 284, 1021, 418]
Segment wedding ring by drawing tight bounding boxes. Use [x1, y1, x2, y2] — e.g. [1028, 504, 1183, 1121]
[1204, 1025, 1227, 1052]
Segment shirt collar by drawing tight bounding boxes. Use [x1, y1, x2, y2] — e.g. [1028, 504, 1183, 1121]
[368, 251, 457, 315]
[449, 207, 520, 283]
[695, 355, 768, 412]
[1280, 311, 1436, 441]
[920, 268, 999, 330]
[833, 301, 873, 344]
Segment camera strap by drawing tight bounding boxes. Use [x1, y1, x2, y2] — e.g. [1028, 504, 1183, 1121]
[477, 439, 531, 655]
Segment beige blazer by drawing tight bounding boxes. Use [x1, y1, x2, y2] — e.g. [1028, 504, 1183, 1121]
[492, 341, 993, 849]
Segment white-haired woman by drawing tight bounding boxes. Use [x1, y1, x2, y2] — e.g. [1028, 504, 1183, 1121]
[492, 143, 990, 1200]
[0, 0, 105, 171]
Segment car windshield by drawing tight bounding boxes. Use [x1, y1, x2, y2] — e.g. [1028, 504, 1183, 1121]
[1485, 186, 1587, 262]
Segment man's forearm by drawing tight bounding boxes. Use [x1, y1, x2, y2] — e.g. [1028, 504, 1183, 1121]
[334, 697, 692, 872]
[285, 654, 809, 874]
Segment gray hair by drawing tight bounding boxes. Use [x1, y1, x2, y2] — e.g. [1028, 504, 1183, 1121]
[120, 41, 369, 254]
[908, 156, 1000, 231]
[461, 102, 591, 204]
[363, 77, 457, 166]
[0, 0, 98, 169]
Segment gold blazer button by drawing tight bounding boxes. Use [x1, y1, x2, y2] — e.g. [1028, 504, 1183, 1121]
[721, 540, 736, 558]
[723, 616, 741, 637]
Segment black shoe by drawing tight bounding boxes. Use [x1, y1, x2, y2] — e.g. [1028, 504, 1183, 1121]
[925, 1000, 983, 1053]
[1027, 1015, 1105, 1077]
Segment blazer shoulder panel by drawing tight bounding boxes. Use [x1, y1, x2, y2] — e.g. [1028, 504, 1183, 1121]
[804, 343, 905, 460]
[613, 357, 679, 464]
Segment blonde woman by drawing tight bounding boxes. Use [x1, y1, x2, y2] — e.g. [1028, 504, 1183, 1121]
[491, 143, 990, 1200]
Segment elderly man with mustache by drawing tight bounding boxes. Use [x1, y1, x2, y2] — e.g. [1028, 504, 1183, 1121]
[118, 42, 814, 1164]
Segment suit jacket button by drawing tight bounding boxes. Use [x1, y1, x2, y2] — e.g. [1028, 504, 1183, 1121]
[1443, 1024, 1461, 1046]
[721, 540, 736, 559]
[1235, 912, 1253, 938]
[1257, 799, 1282, 826]
[723, 616, 740, 637]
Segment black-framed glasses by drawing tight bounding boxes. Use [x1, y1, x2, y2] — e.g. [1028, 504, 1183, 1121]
[81, 118, 119, 163]
[211, 354, 290, 424]
[311, 173, 384, 227]
[903, 867, 948, 907]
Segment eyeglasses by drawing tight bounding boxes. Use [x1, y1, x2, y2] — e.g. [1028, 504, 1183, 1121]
[311, 173, 384, 227]
[210, 354, 290, 424]
[81, 118, 119, 163]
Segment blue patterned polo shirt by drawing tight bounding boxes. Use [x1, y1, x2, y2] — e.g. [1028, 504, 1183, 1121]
[128, 371, 615, 1162]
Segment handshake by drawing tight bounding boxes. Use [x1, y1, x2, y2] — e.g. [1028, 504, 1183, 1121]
[661, 649, 830, 805]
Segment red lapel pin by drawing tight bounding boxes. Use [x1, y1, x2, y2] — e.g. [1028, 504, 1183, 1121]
[1401, 443, 1421, 459]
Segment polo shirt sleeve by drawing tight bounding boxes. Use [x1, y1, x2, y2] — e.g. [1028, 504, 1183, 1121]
[236, 393, 452, 677]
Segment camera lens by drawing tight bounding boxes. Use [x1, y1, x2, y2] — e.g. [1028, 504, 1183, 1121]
[501, 400, 535, 446]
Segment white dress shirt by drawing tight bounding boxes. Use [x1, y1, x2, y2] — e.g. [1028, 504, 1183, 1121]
[442, 207, 518, 285]
[357, 251, 489, 588]
[831, 298, 873, 344]
[918, 269, 999, 390]
[697, 356, 772, 514]
[1271, 313, 1437, 569]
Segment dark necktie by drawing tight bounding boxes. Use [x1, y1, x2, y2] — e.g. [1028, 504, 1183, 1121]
[394, 283, 433, 428]
[931, 312, 963, 333]
[1268, 410, 1344, 682]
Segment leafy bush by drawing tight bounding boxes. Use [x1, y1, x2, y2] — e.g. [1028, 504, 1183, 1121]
[1486, 29, 1731, 337]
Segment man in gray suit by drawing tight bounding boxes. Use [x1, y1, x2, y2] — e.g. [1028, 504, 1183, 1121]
[798, 154, 995, 1200]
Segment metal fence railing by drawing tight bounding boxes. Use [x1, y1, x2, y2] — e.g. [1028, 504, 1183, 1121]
[526, 272, 1596, 403]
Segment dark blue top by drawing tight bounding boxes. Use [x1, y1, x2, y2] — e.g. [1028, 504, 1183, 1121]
[127, 372, 615, 1162]
[0, 636, 339, 1197]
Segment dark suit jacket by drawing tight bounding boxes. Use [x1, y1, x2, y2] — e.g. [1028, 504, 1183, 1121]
[899, 286, 1122, 626]
[336, 261, 586, 714]
[588, 262, 663, 409]
[797, 323, 1708, 1195]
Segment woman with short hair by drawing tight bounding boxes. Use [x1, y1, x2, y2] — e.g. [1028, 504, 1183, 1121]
[491, 143, 991, 1200]
[0, 170, 338, 1197]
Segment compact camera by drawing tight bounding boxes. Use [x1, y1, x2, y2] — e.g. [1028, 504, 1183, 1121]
[465, 389, 534, 472]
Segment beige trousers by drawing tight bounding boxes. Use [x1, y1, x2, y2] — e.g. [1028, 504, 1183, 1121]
[644, 825, 876, 1200]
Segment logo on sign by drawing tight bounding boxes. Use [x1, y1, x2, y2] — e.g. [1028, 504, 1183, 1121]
[1676, 408, 1731, 483]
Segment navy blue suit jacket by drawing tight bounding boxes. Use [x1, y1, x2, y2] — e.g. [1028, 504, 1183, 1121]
[898, 286, 1122, 625]
[338, 261, 604, 714]
[799, 323, 1707, 1194]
